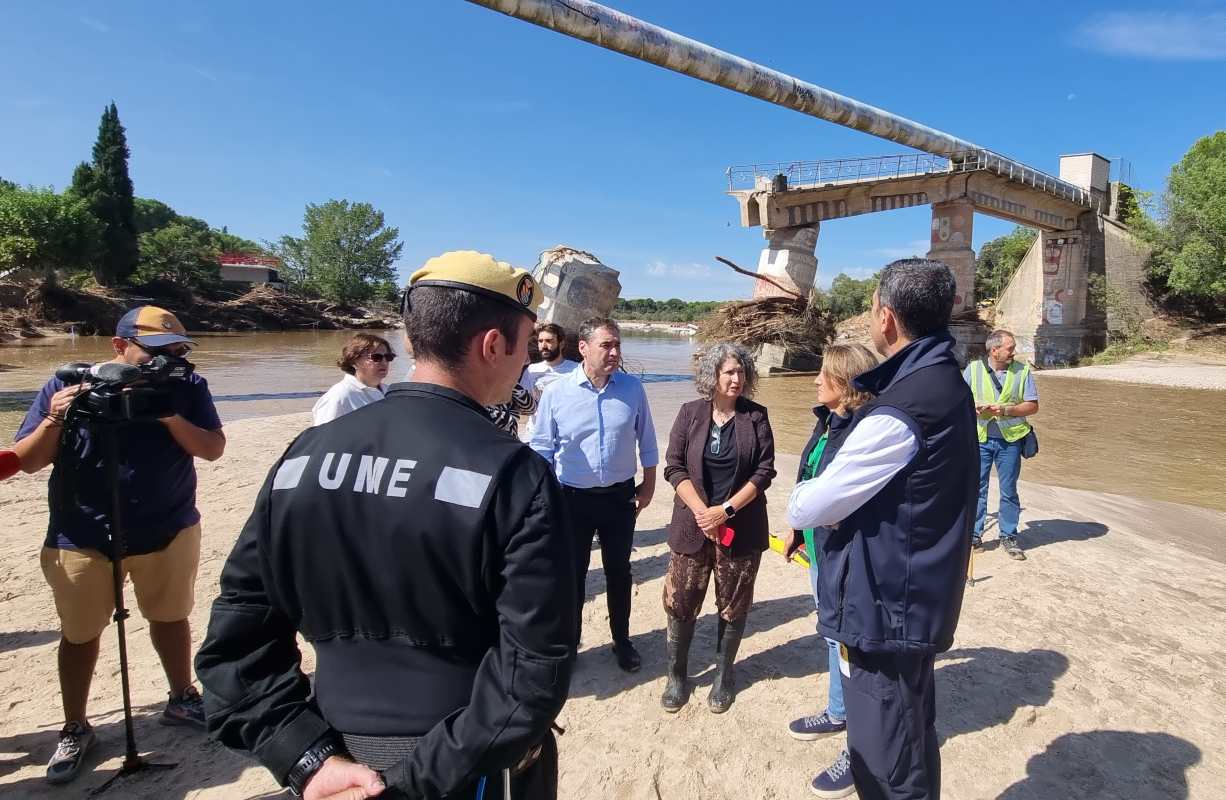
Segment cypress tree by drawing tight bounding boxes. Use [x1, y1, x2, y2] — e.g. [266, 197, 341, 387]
[75, 103, 138, 285]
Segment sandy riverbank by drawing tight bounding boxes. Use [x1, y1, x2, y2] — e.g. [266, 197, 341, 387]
[1038, 352, 1226, 391]
[1, 383, 1224, 798]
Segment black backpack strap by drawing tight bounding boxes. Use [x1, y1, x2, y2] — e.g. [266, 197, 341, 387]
[982, 357, 1005, 394]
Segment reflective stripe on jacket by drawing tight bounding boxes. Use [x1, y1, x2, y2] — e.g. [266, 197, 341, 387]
[968, 360, 1032, 443]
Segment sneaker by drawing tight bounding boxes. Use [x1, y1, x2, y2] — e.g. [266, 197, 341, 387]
[1002, 538, 1027, 561]
[162, 685, 207, 729]
[612, 639, 642, 673]
[971, 537, 984, 552]
[810, 749, 855, 798]
[46, 721, 96, 785]
[787, 710, 846, 740]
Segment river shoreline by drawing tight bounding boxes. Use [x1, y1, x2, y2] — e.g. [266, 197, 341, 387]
[0, 279, 399, 343]
[1035, 351, 1226, 390]
[1, 382, 1223, 797]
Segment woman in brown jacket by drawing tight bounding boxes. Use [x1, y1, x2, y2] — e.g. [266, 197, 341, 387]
[661, 342, 776, 714]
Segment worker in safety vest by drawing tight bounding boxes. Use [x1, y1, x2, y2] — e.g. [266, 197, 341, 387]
[963, 329, 1039, 561]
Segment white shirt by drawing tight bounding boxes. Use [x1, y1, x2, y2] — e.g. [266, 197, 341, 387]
[786, 413, 920, 530]
[521, 358, 579, 399]
[311, 373, 386, 426]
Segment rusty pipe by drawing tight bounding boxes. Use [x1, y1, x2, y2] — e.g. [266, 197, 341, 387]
[463, 0, 1089, 205]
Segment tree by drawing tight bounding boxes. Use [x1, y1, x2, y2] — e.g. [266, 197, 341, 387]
[1138, 131, 1226, 305]
[976, 226, 1038, 302]
[211, 227, 265, 256]
[70, 103, 139, 285]
[272, 200, 403, 304]
[0, 185, 103, 276]
[825, 272, 878, 321]
[135, 222, 221, 287]
[133, 197, 179, 234]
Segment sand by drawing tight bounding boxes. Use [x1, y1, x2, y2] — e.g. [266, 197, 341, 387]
[1038, 353, 1226, 391]
[2, 385, 1224, 799]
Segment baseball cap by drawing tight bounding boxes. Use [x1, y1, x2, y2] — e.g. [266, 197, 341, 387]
[116, 306, 195, 348]
[406, 250, 540, 320]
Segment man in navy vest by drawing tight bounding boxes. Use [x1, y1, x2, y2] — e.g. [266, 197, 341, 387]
[787, 258, 977, 800]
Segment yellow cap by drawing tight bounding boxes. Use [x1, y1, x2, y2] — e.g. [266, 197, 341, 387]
[408, 250, 540, 319]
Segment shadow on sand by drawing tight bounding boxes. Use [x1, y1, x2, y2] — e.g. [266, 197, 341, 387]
[997, 730, 1200, 799]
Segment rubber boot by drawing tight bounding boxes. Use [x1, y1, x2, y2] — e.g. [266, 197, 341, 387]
[707, 616, 746, 714]
[660, 616, 696, 712]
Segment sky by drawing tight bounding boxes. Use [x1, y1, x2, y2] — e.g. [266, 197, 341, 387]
[2, 1, 1224, 300]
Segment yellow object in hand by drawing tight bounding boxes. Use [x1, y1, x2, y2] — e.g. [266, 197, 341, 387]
[768, 533, 811, 568]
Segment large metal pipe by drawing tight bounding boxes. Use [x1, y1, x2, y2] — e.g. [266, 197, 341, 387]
[463, 0, 1089, 206]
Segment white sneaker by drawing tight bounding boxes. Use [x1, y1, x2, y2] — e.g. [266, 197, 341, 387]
[46, 721, 96, 785]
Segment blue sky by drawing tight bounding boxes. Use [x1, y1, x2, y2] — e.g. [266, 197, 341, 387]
[2, 2, 1224, 300]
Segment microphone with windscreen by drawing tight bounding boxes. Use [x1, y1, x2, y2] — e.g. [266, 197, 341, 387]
[0, 450, 20, 481]
[55, 361, 143, 386]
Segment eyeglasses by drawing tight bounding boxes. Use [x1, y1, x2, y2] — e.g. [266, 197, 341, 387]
[367, 353, 396, 363]
[128, 338, 191, 358]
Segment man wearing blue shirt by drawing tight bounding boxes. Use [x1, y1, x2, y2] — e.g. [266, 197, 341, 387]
[531, 317, 658, 672]
[14, 306, 225, 785]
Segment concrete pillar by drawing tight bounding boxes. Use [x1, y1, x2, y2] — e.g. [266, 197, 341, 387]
[927, 199, 976, 314]
[753, 223, 818, 300]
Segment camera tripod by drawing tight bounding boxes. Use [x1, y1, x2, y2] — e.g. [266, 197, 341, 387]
[85, 418, 177, 795]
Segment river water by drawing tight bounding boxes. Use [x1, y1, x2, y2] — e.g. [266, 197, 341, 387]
[4, 330, 1225, 513]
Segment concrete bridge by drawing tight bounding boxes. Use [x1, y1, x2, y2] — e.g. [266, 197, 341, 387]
[728, 149, 1149, 365]
[465, 0, 1152, 365]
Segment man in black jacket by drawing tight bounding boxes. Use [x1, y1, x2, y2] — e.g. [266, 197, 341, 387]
[196, 250, 576, 800]
[787, 258, 977, 800]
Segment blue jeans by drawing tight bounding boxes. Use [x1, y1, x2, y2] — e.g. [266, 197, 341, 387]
[976, 437, 1024, 540]
[808, 561, 846, 721]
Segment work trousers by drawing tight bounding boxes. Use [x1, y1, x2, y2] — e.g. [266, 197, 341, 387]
[564, 480, 637, 644]
[662, 539, 761, 623]
[843, 647, 940, 800]
[975, 437, 1024, 540]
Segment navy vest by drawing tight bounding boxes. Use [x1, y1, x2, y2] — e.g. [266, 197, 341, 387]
[818, 332, 977, 654]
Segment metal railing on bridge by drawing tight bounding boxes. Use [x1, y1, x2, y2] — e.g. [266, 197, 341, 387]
[726, 150, 1091, 207]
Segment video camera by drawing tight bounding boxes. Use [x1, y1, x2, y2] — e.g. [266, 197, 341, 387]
[55, 354, 195, 424]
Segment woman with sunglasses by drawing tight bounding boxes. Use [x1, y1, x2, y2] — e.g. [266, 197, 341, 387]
[660, 341, 776, 714]
[312, 333, 395, 426]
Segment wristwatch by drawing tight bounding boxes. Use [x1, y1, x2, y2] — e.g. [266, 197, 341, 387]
[287, 734, 344, 797]
[723, 503, 737, 519]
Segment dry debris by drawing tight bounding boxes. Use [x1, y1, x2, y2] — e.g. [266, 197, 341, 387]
[697, 295, 835, 356]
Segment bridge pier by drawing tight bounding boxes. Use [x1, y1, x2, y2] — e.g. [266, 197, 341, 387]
[753, 223, 819, 300]
[927, 198, 976, 314]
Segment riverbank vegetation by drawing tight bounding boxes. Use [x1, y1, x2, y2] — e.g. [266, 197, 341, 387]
[1131, 131, 1226, 316]
[1, 104, 403, 338]
[614, 298, 722, 322]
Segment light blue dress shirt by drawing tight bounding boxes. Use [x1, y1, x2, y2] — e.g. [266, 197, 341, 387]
[529, 366, 659, 488]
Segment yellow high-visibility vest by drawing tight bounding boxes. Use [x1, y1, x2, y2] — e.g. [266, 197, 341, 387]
[968, 360, 1033, 444]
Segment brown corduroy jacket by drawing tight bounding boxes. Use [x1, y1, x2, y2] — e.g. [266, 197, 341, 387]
[663, 397, 777, 557]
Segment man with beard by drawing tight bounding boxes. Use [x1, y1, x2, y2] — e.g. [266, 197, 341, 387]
[522, 323, 578, 401]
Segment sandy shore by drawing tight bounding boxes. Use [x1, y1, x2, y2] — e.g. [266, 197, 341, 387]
[1039, 352, 1226, 390]
[1, 383, 1224, 799]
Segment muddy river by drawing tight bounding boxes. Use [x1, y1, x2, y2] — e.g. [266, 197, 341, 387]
[4, 331, 1224, 513]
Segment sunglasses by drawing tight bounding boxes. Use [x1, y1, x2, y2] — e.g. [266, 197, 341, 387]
[367, 353, 396, 363]
[128, 338, 191, 358]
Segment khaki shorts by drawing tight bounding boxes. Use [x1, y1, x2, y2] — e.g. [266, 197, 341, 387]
[40, 523, 202, 644]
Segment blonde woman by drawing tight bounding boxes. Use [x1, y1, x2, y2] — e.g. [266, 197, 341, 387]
[780, 343, 878, 799]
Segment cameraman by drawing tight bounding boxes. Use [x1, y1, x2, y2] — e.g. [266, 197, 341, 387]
[13, 305, 225, 785]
